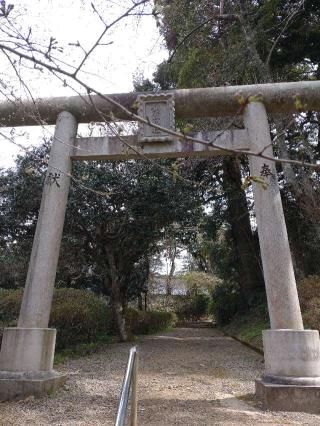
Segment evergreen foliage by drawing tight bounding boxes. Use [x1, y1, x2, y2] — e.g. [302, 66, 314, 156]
[0, 143, 204, 339]
[0, 288, 111, 349]
[0, 288, 176, 349]
[150, 0, 320, 322]
[125, 308, 175, 334]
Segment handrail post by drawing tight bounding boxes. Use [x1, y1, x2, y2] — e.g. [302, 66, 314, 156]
[115, 346, 138, 426]
[130, 351, 138, 426]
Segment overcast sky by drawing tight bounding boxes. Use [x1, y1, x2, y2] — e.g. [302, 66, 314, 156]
[0, 0, 167, 167]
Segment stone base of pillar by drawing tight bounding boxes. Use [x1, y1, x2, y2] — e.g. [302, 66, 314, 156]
[0, 327, 65, 400]
[0, 371, 67, 401]
[256, 379, 320, 413]
[256, 329, 320, 413]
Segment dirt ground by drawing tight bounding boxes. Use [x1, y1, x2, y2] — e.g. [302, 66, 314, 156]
[1, 327, 320, 425]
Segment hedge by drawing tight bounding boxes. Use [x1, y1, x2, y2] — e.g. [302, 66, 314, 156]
[125, 308, 175, 334]
[175, 293, 210, 321]
[0, 288, 112, 349]
[0, 289, 176, 349]
[298, 275, 320, 331]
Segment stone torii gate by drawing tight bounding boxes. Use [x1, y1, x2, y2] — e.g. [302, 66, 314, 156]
[0, 80, 320, 412]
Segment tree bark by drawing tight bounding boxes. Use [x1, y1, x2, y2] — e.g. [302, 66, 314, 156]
[222, 157, 264, 302]
[111, 277, 127, 342]
[138, 293, 143, 311]
[105, 249, 127, 342]
[166, 239, 177, 296]
[144, 291, 148, 311]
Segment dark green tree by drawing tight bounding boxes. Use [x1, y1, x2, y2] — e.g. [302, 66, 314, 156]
[151, 0, 320, 304]
[0, 142, 203, 340]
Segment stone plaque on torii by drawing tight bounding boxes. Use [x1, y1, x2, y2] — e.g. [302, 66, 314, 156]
[137, 93, 175, 143]
[0, 80, 320, 412]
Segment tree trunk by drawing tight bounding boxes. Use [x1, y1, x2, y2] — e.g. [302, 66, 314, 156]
[105, 249, 128, 342]
[144, 291, 148, 311]
[111, 277, 127, 342]
[222, 157, 264, 303]
[166, 238, 177, 296]
[138, 293, 143, 311]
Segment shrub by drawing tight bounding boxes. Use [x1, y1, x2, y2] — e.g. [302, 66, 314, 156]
[303, 297, 320, 331]
[125, 308, 175, 334]
[0, 289, 176, 349]
[182, 271, 220, 294]
[193, 293, 210, 319]
[210, 282, 241, 325]
[0, 288, 23, 322]
[176, 293, 210, 320]
[297, 275, 320, 311]
[0, 288, 112, 349]
[223, 303, 269, 349]
[296, 275, 320, 332]
[50, 289, 112, 349]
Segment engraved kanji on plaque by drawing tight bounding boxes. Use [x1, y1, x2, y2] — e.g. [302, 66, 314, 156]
[137, 93, 175, 143]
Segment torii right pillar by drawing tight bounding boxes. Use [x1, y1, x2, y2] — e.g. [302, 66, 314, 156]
[244, 101, 320, 413]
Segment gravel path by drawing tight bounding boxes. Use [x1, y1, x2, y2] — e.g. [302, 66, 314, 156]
[1, 327, 320, 425]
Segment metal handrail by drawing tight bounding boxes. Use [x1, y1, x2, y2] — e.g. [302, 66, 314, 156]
[115, 346, 138, 426]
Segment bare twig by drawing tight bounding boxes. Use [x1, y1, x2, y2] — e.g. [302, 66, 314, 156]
[258, 117, 297, 155]
[266, 0, 305, 65]
[168, 12, 237, 63]
[73, 0, 150, 76]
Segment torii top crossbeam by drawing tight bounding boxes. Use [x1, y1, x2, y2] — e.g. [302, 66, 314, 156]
[0, 80, 320, 127]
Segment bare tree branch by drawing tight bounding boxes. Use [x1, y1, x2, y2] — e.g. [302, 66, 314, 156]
[0, 31, 319, 171]
[73, 0, 150, 76]
[266, 0, 305, 66]
[168, 12, 237, 63]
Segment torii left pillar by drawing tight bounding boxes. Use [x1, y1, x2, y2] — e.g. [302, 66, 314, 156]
[0, 111, 78, 401]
